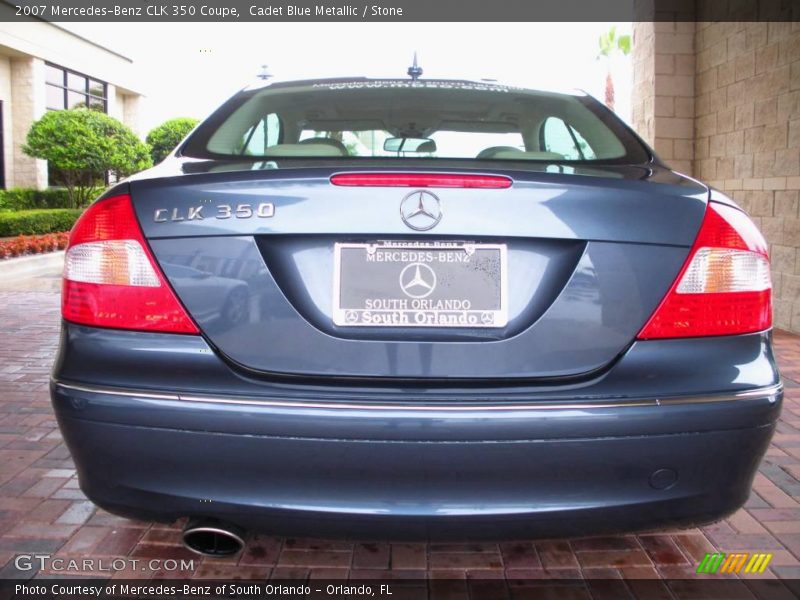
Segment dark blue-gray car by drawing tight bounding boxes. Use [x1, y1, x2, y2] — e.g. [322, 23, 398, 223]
[51, 77, 782, 556]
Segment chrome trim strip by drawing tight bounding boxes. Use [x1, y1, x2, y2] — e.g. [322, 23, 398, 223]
[53, 380, 783, 412]
[53, 382, 180, 401]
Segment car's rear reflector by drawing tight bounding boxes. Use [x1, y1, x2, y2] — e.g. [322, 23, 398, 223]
[637, 202, 771, 339]
[330, 173, 513, 188]
[64, 241, 160, 287]
[675, 248, 770, 294]
[62, 194, 199, 334]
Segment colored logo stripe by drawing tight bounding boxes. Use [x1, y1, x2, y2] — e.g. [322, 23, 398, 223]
[697, 553, 726, 574]
[697, 552, 773, 574]
[745, 553, 772, 573]
[720, 553, 748, 573]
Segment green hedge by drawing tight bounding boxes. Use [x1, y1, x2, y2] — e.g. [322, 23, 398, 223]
[0, 187, 102, 210]
[0, 209, 83, 236]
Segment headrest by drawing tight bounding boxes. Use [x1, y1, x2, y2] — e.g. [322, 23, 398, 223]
[298, 137, 349, 154]
[263, 143, 345, 157]
[490, 150, 565, 160]
[476, 146, 524, 159]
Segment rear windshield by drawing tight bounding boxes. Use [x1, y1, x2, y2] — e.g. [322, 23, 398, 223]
[182, 80, 651, 164]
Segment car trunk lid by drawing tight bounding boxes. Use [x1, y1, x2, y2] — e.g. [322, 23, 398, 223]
[132, 164, 707, 380]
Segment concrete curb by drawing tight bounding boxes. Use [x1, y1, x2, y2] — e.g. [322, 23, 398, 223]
[0, 251, 64, 280]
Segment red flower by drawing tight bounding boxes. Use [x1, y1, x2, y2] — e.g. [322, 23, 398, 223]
[0, 230, 73, 259]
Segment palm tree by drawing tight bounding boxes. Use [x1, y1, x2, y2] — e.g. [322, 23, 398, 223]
[597, 26, 632, 112]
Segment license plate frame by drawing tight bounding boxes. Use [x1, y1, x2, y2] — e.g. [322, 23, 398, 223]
[332, 241, 508, 328]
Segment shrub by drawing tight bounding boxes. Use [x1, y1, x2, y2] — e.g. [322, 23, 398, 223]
[23, 109, 151, 208]
[146, 117, 199, 164]
[0, 209, 82, 237]
[0, 187, 103, 210]
[0, 232, 70, 259]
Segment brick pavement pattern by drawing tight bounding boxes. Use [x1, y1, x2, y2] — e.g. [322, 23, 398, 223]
[1, 291, 799, 586]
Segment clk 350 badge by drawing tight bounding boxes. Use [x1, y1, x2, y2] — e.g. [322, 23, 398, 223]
[154, 202, 275, 222]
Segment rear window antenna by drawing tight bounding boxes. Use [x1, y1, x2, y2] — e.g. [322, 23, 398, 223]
[407, 52, 423, 81]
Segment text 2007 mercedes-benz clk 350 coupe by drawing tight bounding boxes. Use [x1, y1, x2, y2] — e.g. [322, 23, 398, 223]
[51, 76, 781, 554]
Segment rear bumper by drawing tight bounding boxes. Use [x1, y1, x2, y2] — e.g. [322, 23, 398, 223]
[51, 377, 782, 540]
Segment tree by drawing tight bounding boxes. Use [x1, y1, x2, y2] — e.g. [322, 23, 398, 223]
[23, 109, 152, 208]
[597, 26, 632, 112]
[146, 117, 199, 164]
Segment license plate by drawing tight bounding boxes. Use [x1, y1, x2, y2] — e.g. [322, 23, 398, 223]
[333, 241, 508, 328]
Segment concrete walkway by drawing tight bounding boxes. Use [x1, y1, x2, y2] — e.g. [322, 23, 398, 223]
[0, 252, 63, 292]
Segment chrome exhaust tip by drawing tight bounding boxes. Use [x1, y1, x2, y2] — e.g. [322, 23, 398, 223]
[182, 518, 245, 557]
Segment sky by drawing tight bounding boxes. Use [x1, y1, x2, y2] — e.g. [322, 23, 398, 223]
[62, 22, 633, 133]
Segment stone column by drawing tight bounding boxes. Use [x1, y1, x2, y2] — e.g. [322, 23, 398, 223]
[632, 21, 696, 175]
[122, 93, 141, 137]
[10, 56, 47, 189]
[106, 83, 121, 121]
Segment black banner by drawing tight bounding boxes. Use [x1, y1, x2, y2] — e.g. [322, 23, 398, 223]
[3, 578, 800, 600]
[2, 0, 799, 22]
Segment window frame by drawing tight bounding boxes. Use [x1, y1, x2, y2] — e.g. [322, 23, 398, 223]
[45, 63, 108, 113]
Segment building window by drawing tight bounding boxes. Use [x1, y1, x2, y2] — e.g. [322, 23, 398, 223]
[45, 63, 107, 112]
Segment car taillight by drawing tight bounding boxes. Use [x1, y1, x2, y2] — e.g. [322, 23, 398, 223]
[62, 194, 199, 334]
[637, 202, 771, 339]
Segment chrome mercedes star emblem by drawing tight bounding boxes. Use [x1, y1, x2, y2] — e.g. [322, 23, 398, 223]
[400, 190, 442, 231]
[399, 262, 437, 299]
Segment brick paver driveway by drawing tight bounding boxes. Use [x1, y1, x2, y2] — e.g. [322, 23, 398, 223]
[1, 288, 799, 585]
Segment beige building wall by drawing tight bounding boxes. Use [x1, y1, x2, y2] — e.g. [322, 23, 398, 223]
[0, 18, 144, 189]
[0, 20, 143, 94]
[633, 20, 800, 334]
